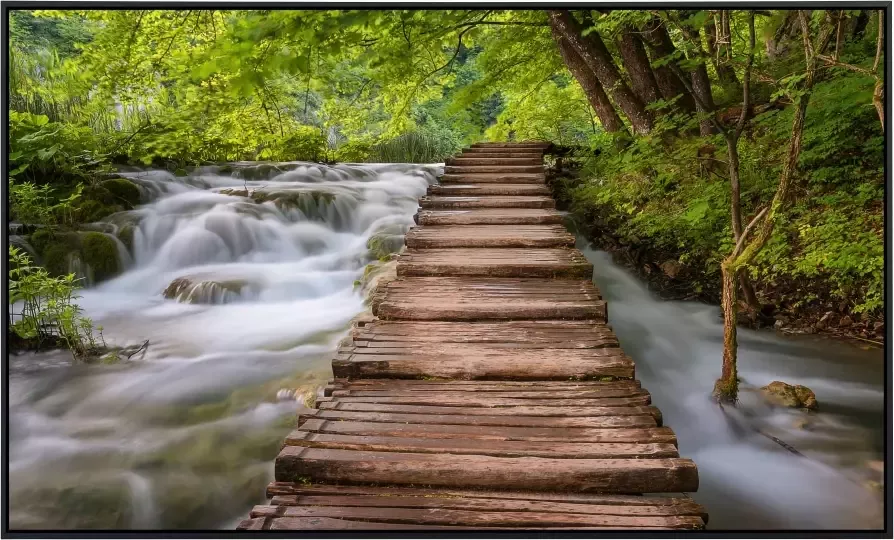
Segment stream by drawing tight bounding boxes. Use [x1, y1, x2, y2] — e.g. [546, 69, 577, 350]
[6, 163, 885, 530]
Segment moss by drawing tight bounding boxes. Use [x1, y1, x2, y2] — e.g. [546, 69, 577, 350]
[28, 228, 55, 255]
[38, 232, 82, 277]
[117, 224, 135, 252]
[101, 178, 142, 207]
[76, 199, 124, 223]
[81, 232, 120, 282]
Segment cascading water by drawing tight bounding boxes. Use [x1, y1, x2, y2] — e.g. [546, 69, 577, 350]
[7, 161, 440, 529]
[576, 237, 885, 530]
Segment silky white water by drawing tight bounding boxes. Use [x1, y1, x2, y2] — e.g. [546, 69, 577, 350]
[577, 238, 885, 530]
[7, 162, 439, 529]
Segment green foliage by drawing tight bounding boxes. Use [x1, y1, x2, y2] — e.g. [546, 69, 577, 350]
[369, 130, 459, 163]
[8, 246, 104, 360]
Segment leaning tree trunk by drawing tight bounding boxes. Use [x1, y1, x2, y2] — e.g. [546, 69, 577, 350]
[714, 263, 739, 402]
[673, 13, 718, 136]
[617, 28, 662, 105]
[641, 18, 697, 114]
[547, 10, 654, 134]
[550, 24, 626, 133]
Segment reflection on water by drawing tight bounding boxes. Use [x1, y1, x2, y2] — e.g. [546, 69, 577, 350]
[7, 162, 439, 529]
[577, 240, 884, 530]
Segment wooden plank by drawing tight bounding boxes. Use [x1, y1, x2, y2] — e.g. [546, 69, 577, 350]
[440, 173, 545, 184]
[265, 483, 703, 510]
[445, 165, 545, 174]
[352, 320, 616, 347]
[332, 377, 635, 389]
[417, 208, 562, 226]
[317, 401, 659, 418]
[471, 142, 551, 148]
[397, 248, 592, 279]
[300, 410, 655, 428]
[254, 505, 703, 529]
[283, 431, 679, 459]
[296, 419, 677, 445]
[406, 224, 574, 249]
[427, 183, 551, 196]
[447, 157, 542, 166]
[331, 347, 633, 380]
[275, 447, 700, 493]
[419, 195, 555, 209]
[372, 277, 607, 321]
[269, 494, 702, 518]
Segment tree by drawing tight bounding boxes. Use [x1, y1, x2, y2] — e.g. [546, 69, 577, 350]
[547, 10, 654, 134]
[713, 10, 836, 402]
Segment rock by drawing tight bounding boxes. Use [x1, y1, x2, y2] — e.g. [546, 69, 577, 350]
[792, 417, 812, 430]
[866, 460, 884, 474]
[819, 311, 834, 323]
[660, 260, 682, 280]
[839, 315, 853, 328]
[873, 321, 884, 334]
[100, 177, 142, 207]
[774, 319, 785, 330]
[760, 380, 819, 410]
[163, 277, 246, 304]
[81, 232, 121, 282]
[860, 312, 871, 322]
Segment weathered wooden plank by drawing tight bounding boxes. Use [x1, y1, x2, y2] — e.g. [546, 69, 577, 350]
[331, 348, 633, 380]
[352, 320, 616, 347]
[300, 410, 655, 428]
[406, 225, 574, 249]
[397, 248, 592, 279]
[275, 447, 700, 493]
[447, 157, 543, 166]
[427, 183, 551, 196]
[316, 401, 659, 419]
[471, 142, 551, 148]
[269, 494, 702, 518]
[440, 173, 545, 184]
[331, 377, 635, 389]
[283, 431, 679, 459]
[419, 195, 556, 209]
[294, 419, 678, 444]
[253, 505, 703, 529]
[417, 208, 562, 226]
[445, 165, 545, 174]
[373, 277, 606, 321]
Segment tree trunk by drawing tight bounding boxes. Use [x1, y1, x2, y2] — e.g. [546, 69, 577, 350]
[547, 10, 653, 134]
[617, 28, 662, 105]
[641, 18, 697, 114]
[673, 14, 717, 136]
[550, 24, 626, 133]
[714, 263, 739, 402]
[706, 14, 741, 87]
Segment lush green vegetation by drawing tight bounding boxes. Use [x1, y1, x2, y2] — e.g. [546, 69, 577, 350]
[7, 9, 884, 387]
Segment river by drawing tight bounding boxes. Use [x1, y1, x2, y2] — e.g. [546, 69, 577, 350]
[6, 163, 885, 530]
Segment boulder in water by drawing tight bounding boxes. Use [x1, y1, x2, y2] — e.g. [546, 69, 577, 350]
[761, 381, 818, 410]
[163, 277, 246, 304]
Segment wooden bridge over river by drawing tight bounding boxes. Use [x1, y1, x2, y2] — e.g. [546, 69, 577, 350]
[237, 142, 706, 530]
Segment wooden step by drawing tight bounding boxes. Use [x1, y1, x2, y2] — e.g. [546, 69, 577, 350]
[372, 277, 606, 321]
[417, 208, 564, 226]
[292, 418, 677, 444]
[445, 165, 544, 174]
[440, 173, 545, 184]
[331, 343, 633, 380]
[472, 142, 551, 148]
[427, 183, 551, 196]
[447, 157, 543, 166]
[419, 196, 555, 209]
[462, 148, 544, 155]
[242, 483, 705, 529]
[397, 248, 592, 279]
[406, 225, 574, 249]
[275, 447, 699, 494]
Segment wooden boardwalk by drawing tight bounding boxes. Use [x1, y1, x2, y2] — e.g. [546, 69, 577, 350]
[237, 142, 705, 530]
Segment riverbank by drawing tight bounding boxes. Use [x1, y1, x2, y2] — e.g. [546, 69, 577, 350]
[547, 168, 884, 347]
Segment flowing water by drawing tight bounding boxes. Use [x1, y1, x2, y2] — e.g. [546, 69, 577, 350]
[6, 163, 884, 530]
[576, 238, 886, 530]
[7, 162, 439, 529]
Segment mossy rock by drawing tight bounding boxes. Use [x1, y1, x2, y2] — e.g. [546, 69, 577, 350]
[28, 228, 57, 255]
[76, 199, 124, 223]
[101, 178, 142, 207]
[761, 380, 818, 410]
[163, 276, 246, 304]
[81, 232, 121, 282]
[35, 231, 83, 277]
[117, 225, 136, 252]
